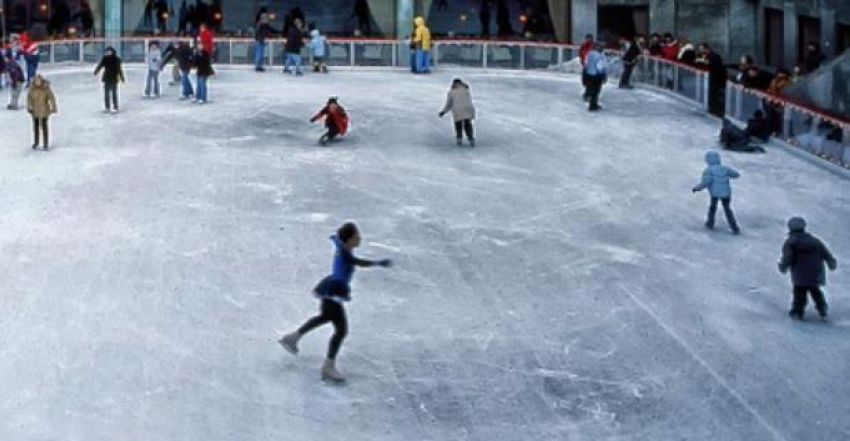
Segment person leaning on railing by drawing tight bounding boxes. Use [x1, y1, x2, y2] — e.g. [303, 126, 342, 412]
[695, 43, 727, 117]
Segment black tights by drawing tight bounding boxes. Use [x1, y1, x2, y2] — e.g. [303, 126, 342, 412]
[298, 299, 348, 360]
[454, 119, 474, 140]
[32, 117, 49, 146]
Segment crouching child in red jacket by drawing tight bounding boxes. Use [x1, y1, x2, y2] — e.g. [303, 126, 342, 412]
[310, 96, 349, 145]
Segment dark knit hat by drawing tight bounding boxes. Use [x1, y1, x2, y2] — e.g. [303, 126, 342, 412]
[787, 217, 807, 232]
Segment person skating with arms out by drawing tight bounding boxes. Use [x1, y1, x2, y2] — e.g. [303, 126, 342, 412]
[279, 222, 392, 383]
[692, 151, 741, 234]
[778, 217, 838, 321]
[310, 96, 349, 145]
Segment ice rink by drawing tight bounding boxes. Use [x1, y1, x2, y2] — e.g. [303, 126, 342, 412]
[0, 66, 848, 441]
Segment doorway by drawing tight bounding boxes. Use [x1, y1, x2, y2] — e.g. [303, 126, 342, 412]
[798, 15, 821, 64]
[597, 5, 648, 44]
[764, 7, 784, 67]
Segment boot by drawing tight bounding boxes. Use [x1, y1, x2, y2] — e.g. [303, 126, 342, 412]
[321, 358, 345, 383]
[278, 332, 300, 355]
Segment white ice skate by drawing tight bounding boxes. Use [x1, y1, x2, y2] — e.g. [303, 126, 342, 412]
[278, 332, 300, 355]
[321, 358, 345, 383]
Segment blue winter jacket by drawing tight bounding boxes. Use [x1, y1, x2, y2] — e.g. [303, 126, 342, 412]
[584, 49, 606, 77]
[694, 151, 739, 198]
[308, 30, 326, 58]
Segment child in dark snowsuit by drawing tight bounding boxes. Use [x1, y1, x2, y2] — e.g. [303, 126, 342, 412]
[93, 46, 125, 113]
[310, 97, 349, 145]
[692, 151, 741, 234]
[279, 223, 392, 382]
[778, 217, 838, 321]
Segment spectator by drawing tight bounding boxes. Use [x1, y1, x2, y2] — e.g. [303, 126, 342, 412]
[745, 110, 771, 142]
[803, 42, 826, 74]
[353, 0, 372, 36]
[677, 38, 696, 65]
[647, 33, 663, 56]
[178, 1, 189, 36]
[619, 36, 641, 89]
[660, 33, 679, 61]
[75, 1, 95, 37]
[735, 54, 754, 82]
[155, 0, 169, 35]
[479, 0, 491, 38]
[696, 43, 727, 117]
[496, 0, 513, 37]
[741, 65, 771, 90]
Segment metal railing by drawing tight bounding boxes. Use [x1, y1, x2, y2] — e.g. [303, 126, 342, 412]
[33, 37, 846, 169]
[726, 84, 850, 168]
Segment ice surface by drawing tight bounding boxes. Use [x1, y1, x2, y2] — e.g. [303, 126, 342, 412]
[0, 66, 848, 441]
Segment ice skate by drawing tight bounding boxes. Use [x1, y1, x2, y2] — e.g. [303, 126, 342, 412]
[31, 143, 38, 150]
[279, 332, 300, 355]
[456, 138, 462, 146]
[321, 358, 345, 383]
[469, 138, 476, 147]
[788, 310, 804, 321]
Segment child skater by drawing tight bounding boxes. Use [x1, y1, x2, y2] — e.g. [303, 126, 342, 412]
[778, 217, 838, 321]
[93, 46, 125, 113]
[439, 78, 477, 147]
[279, 222, 392, 382]
[692, 151, 741, 234]
[308, 29, 328, 73]
[310, 96, 349, 145]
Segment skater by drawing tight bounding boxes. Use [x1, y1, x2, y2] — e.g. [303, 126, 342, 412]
[162, 41, 195, 100]
[26, 75, 57, 150]
[5, 54, 24, 110]
[413, 16, 432, 74]
[308, 29, 328, 73]
[310, 97, 349, 145]
[583, 43, 607, 111]
[439, 78, 477, 147]
[93, 46, 125, 113]
[193, 43, 214, 104]
[144, 41, 162, 98]
[283, 18, 305, 76]
[692, 151, 741, 234]
[279, 222, 392, 382]
[779, 217, 838, 321]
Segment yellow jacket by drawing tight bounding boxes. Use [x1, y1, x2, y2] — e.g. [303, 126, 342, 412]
[413, 16, 432, 51]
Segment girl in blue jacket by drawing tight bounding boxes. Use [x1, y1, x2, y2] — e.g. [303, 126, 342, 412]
[280, 222, 392, 382]
[693, 151, 741, 234]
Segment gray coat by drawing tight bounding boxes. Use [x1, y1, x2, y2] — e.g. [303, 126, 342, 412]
[441, 84, 476, 122]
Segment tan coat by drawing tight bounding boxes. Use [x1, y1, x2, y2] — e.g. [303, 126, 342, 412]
[27, 81, 58, 119]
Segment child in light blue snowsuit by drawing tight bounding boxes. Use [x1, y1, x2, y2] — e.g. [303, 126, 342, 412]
[692, 151, 741, 234]
[309, 29, 328, 73]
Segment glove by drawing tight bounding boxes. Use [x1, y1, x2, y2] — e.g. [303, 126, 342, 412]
[692, 188, 699, 193]
[828, 262, 837, 271]
[777, 263, 787, 274]
[438, 112, 445, 118]
[378, 259, 393, 268]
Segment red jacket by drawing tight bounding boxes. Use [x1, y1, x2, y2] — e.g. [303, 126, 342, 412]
[661, 41, 679, 61]
[312, 106, 349, 135]
[199, 28, 215, 55]
[579, 41, 593, 66]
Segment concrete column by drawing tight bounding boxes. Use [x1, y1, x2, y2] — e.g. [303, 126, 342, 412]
[397, 0, 414, 38]
[783, 1, 798, 69]
[650, 0, 676, 36]
[105, 0, 122, 49]
[821, 0, 837, 58]
[571, 0, 596, 44]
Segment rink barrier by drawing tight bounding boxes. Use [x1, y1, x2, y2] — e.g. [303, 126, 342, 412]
[725, 84, 850, 169]
[35, 37, 846, 168]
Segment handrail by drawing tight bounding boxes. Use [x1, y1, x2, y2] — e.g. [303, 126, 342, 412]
[34, 37, 847, 166]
